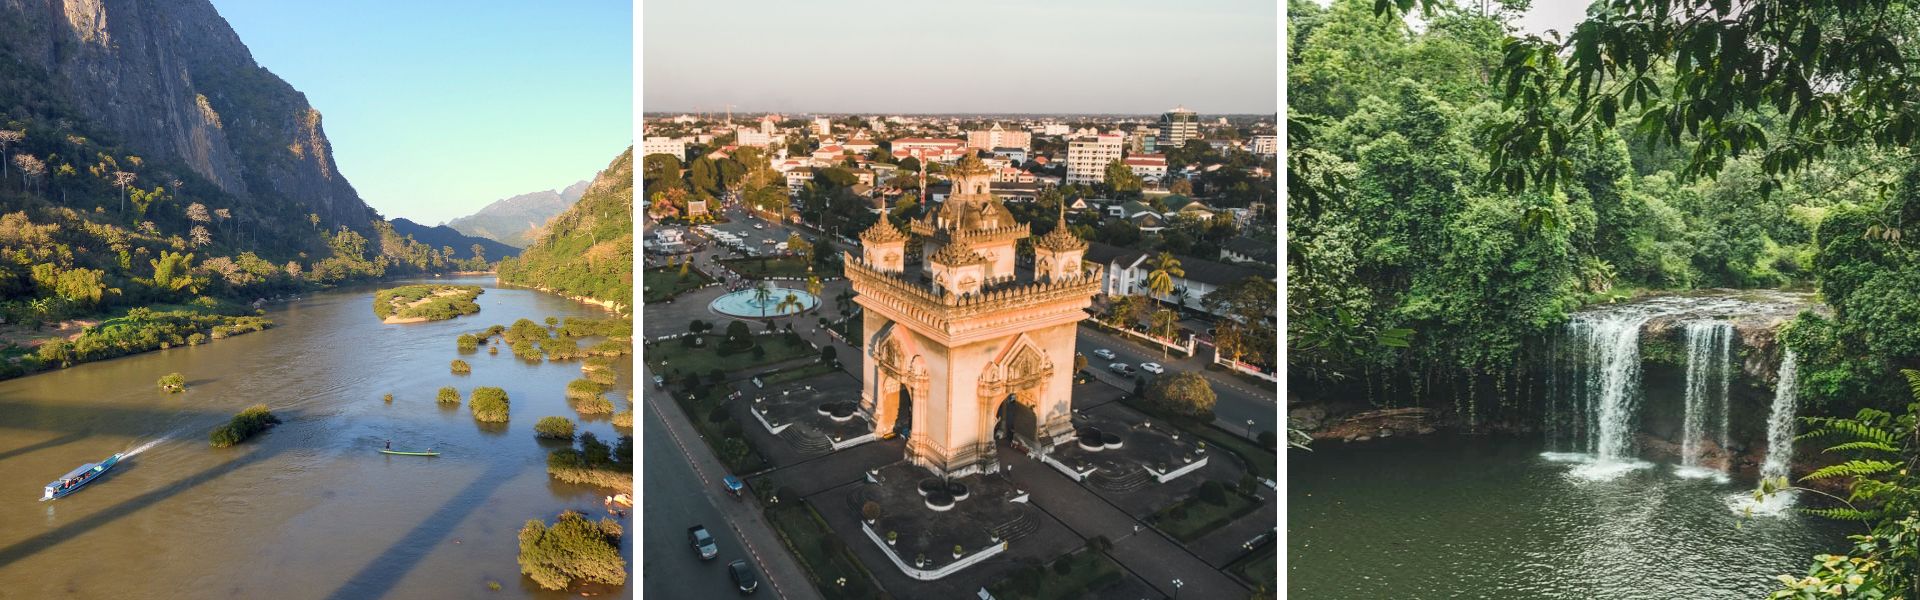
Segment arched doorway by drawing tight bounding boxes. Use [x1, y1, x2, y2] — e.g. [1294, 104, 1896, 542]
[994, 391, 1039, 447]
[894, 383, 913, 438]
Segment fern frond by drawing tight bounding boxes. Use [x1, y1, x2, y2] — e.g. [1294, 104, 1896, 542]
[1820, 441, 1902, 455]
[1902, 368, 1920, 401]
[1799, 506, 1875, 521]
[1802, 460, 1899, 481]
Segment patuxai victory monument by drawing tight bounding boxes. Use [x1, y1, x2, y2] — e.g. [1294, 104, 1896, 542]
[844, 154, 1103, 478]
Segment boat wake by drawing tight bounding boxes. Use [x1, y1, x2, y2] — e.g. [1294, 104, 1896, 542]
[122, 434, 172, 459]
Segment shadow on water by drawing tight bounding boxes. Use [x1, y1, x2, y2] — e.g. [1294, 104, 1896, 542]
[0, 441, 289, 569]
[321, 460, 520, 600]
[0, 431, 88, 463]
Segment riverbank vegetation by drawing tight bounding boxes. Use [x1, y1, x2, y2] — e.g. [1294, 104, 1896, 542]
[497, 149, 632, 311]
[534, 416, 574, 440]
[450, 359, 470, 374]
[516, 509, 626, 591]
[470, 387, 509, 422]
[546, 431, 631, 493]
[372, 284, 481, 322]
[209, 404, 280, 448]
[157, 372, 185, 393]
[436, 386, 460, 406]
[10, 303, 272, 378]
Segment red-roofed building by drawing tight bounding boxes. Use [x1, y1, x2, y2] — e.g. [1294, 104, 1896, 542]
[890, 138, 968, 163]
[1122, 154, 1168, 182]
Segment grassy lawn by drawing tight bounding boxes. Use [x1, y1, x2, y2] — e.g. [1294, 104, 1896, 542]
[761, 361, 836, 385]
[719, 255, 815, 279]
[764, 503, 884, 600]
[645, 334, 814, 380]
[671, 383, 768, 474]
[1227, 540, 1277, 593]
[643, 266, 713, 302]
[987, 548, 1126, 600]
[1148, 485, 1261, 543]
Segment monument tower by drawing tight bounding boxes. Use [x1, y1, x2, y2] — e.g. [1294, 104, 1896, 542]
[845, 153, 1101, 478]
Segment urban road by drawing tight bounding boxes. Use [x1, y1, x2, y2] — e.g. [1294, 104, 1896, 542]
[641, 379, 823, 600]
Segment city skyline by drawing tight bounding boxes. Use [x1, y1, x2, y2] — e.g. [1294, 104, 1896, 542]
[215, 0, 633, 225]
[643, 0, 1278, 115]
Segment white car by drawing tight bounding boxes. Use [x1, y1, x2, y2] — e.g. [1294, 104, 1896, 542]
[1139, 362, 1164, 375]
[753, 224, 765, 229]
[1092, 348, 1116, 360]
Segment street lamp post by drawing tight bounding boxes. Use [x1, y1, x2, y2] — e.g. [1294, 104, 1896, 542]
[1172, 578, 1184, 599]
[1247, 419, 1255, 438]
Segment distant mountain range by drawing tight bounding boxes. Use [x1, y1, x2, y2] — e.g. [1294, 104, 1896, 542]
[388, 218, 521, 260]
[497, 148, 632, 310]
[445, 180, 592, 248]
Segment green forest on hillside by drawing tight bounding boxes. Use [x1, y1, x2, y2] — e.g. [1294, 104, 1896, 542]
[498, 148, 633, 310]
[1290, 1, 1920, 593]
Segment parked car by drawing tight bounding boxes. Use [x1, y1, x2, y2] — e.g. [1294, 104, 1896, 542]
[753, 224, 765, 230]
[652, 375, 666, 389]
[1074, 370, 1094, 384]
[728, 559, 760, 593]
[1108, 363, 1133, 375]
[1139, 362, 1165, 375]
[688, 525, 718, 560]
[1092, 348, 1116, 360]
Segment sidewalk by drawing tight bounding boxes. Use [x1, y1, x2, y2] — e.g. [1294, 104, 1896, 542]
[644, 380, 825, 600]
[1000, 448, 1249, 599]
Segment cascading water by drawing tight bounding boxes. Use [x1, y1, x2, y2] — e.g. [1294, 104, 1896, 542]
[1729, 350, 1801, 515]
[1569, 312, 1655, 461]
[1678, 321, 1733, 475]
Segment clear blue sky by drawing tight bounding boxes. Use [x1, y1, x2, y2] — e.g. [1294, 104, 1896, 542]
[643, 0, 1277, 115]
[213, 1, 633, 225]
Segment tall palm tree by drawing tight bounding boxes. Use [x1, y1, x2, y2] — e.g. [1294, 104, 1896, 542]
[775, 293, 804, 316]
[754, 281, 774, 317]
[1145, 252, 1184, 307]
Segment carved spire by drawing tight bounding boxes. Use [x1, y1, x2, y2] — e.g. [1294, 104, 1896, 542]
[928, 238, 987, 266]
[1035, 202, 1087, 252]
[860, 217, 907, 244]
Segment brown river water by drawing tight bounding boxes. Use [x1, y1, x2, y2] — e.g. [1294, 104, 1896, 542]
[0, 276, 631, 599]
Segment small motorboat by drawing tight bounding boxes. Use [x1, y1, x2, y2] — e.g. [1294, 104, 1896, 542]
[42, 453, 123, 501]
[378, 449, 439, 456]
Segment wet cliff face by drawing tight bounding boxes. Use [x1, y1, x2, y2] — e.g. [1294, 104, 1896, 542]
[0, 0, 375, 230]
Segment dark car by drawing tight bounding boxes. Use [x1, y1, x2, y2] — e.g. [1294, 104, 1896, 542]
[689, 525, 718, 560]
[1074, 370, 1094, 384]
[728, 559, 759, 593]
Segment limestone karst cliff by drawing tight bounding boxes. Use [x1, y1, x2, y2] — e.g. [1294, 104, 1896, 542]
[0, 0, 376, 232]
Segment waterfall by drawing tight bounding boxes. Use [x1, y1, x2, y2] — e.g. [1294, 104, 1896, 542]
[1759, 350, 1800, 482]
[1567, 312, 1656, 461]
[1679, 321, 1733, 470]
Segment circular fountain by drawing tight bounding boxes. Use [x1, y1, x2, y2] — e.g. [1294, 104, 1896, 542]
[709, 287, 818, 318]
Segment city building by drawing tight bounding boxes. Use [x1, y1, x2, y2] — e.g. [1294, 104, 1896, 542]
[1065, 134, 1124, 185]
[992, 147, 1028, 163]
[736, 127, 776, 147]
[784, 168, 814, 192]
[846, 154, 1100, 476]
[1041, 122, 1070, 136]
[844, 132, 879, 154]
[891, 138, 969, 163]
[1251, 134, 1277, 157]
[1085, 242, 1266, 317]
[1127, 128, 1159, 154]
[1158, 106, 1200, 148]
[1122, 154, 1168, 183]
[813, 116, 833, 136]
[640, 137, 688, 161]
[967, 123, 1032, 152]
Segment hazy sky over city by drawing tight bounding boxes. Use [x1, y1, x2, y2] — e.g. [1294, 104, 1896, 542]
[213, 1, 633, 225]
[643, 0, 1278, 115]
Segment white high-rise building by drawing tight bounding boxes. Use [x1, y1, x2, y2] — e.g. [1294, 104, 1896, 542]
[1159, 106, 1200, 148]
[1066, 134, 1125, 185]
[1251, 134, 1277, 157]
[966, 123, 1032, 152]
[813, 116, 832, 136]
[640, 137, 688, 161]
